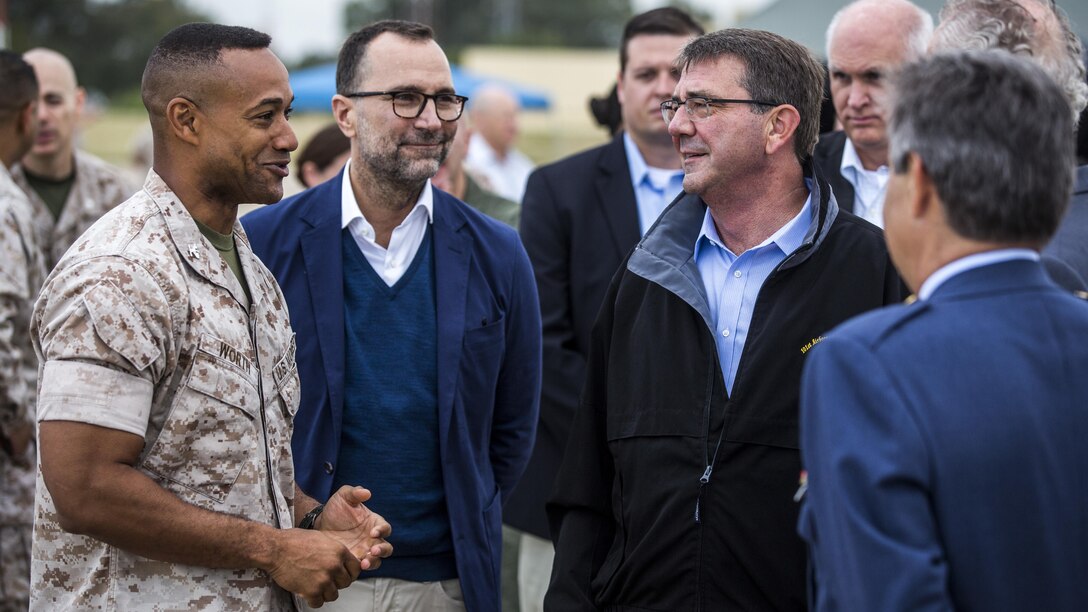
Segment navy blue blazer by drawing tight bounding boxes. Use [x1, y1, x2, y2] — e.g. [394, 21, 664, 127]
[241, 173, 541, 612]
[798, 259, 1088, 611]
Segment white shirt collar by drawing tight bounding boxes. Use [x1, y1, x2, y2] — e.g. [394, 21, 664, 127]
[340, 157, 434, 232]
[918, 248, 1040, 300]
[840, 137, 888, 177]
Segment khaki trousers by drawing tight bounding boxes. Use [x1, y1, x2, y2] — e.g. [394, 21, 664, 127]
[310, 577, 465, 612]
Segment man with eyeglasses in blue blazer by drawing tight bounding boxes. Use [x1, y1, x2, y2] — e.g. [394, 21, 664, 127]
[242, 19, 541, 612]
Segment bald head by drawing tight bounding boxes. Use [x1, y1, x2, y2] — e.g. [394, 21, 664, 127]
[931, 0, 1087, 126]
[827, 0, 933, 66]
[468, 84, 520, 155]
[24, 49, 77, 89]
[826, 0, 933, 169]
[22, 48, 84, 167]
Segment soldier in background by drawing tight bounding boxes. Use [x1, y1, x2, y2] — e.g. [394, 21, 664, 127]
[12, 48, 133, 270]
[0, 49, 45, 612]
[30, 24, 390, 610]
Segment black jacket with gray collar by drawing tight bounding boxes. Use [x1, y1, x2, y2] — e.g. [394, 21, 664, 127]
[546, 168, 904, 611]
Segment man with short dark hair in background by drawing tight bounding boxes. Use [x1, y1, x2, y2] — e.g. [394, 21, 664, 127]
[0, 49, 45, 612]
[13, 48, 133, 270]
[799, 49, 1088, 611]
[815, 0, 933, 227]
[242, 19, 541, 612]
[31, 23, 391, 610]
[547, 28, 902, 611]
[508, 8, 703, 611]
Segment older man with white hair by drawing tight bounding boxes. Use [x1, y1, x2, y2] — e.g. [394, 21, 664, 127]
[464, 84, 534, 202]
[930, 0, 1088, 283]
[813, 0, 933, 228]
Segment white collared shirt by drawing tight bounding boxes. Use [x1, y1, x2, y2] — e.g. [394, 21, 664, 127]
[918, 249, 1040, 300]
[840, 137, 890, 228]
[464, 132, 534, 203]
[340, 159, 434, 286]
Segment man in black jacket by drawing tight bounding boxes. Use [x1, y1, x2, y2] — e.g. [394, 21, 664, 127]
[506, 8, 703, 611]
[546, 29, 903, 611]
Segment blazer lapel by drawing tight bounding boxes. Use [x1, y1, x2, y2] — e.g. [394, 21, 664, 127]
[595, 135, 642, 258]
[432, 188, 471, 447]
[299, 178, 346, 430]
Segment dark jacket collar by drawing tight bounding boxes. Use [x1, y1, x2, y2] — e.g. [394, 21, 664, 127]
[628, 161, 839, 329]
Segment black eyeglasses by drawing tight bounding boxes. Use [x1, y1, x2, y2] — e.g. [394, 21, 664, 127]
[660, 97, 782, 123]
[343, 90, 469, 122]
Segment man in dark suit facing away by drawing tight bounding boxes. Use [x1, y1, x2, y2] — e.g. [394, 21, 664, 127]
[799, 50, 1088, 611]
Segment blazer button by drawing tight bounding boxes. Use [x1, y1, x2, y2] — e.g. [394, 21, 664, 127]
[323, 461, 334, 474]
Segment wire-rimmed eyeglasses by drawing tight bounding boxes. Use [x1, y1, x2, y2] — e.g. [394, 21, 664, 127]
[343, 90, 469, 122]
[660, 97, 782, 123]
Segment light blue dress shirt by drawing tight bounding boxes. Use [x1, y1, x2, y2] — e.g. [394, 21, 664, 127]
[695, 193, 814, 393]
[623, 133, 685, 236]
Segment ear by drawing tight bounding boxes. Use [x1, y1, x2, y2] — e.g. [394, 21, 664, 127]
[764, 104, 801, 156]
[74, 86, 87, 115]
[166, 97, 201, 146]
[906, 152, 937, 221]
[18, 102, 36, 138]
[615, 69, 626, 107]
[331, 95, 355, 138]
[300, 160, 320, 188]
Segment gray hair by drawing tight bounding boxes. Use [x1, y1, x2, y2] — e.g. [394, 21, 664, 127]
[931, 0, 1087, 126]
[677, 28, 826, 163]
[825, 0, 934, 66]
[889, 50, 1074, 243]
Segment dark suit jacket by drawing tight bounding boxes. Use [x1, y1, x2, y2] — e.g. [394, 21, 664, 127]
[1044, 164, 1088, 283]
[799, 258, 1088, 611]
[504, 134, 641, 538]
[241, 174, 542, 612]
[813, 130, 856, 214]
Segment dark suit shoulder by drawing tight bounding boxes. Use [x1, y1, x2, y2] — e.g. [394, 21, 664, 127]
[826, 300, 928, 353]
[829, 207, 884, 240]
[241, 178, 341, 266]
[243, 179, 335, 233]
[814, 130, 847, 159]
[435, 188, 521, 251]
[529, 137, 623, 183]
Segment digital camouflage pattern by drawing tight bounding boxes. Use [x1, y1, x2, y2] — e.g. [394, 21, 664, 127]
[12, 150, 134, 271]
[0, 162, 46, 611]
[31, 170, 300, 611]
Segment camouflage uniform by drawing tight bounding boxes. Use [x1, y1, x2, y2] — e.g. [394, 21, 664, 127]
[0, 162, 46, 612]
[31, 170, 300, 611]
[12, 149, 134, 270]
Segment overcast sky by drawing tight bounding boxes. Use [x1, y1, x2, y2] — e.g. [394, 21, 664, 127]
[184, 0, 776, 63]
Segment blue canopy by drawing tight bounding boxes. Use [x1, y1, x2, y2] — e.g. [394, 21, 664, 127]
[289, 62, 551, 112]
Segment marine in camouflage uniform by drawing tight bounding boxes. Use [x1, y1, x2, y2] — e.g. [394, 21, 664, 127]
[31, 170, 301, 610]
[29, 24, 390, 611]
[0, 162, 46, 612]
[12, 149, 133, 270]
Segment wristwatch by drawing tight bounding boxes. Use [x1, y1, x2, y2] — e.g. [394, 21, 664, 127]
[299, 503, 324, 529]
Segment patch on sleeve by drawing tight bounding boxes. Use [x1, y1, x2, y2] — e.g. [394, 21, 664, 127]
[82, 281, 162, 372]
